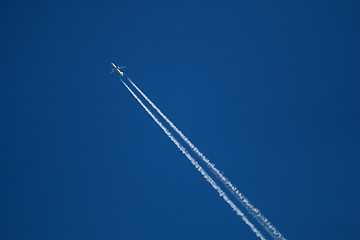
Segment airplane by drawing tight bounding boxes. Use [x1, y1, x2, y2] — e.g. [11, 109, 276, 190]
[111, 62, 126, 76]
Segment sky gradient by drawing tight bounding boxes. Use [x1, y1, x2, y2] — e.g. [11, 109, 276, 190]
[1, 1, 359, 239]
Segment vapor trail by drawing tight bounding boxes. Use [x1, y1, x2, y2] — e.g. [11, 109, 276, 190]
[127, 78, 286, 240]
[121, 80, 267, 240]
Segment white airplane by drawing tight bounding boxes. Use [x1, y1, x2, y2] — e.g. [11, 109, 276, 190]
[111, 62, 126, 76]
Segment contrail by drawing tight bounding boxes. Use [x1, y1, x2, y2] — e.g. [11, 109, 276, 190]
[127, 78, 286, 240]
[120, 80, 267, 240]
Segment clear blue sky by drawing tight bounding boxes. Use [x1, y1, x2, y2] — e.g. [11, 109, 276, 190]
[1, 1, 359, 239]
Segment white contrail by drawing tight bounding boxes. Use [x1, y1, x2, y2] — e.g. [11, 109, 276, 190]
[127, 78, 286, 240]
[120, 80, 267, 240]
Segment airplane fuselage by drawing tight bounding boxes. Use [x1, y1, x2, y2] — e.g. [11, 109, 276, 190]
[111, 62, 125, 76]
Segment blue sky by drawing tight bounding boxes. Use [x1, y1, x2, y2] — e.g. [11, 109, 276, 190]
[1, 1, 359, 239]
